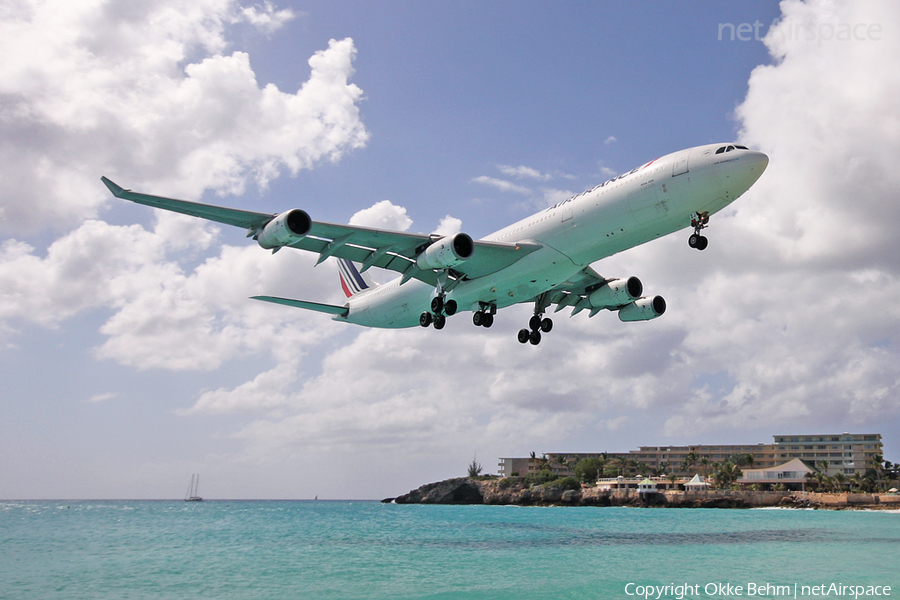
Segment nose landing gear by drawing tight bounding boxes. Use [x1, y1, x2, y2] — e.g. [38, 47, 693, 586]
[688, 211, 710, 250]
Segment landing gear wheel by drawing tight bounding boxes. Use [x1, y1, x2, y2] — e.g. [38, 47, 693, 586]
[444, 299, 457, 315]
[517, 328, 531, 344]
[473, 311, 484, 327]
[430, 296, 444, 314]
[482, 313, 494, 328]
[529, 330, 542, 345]
[433, 314, 446, 330]
[689, 211, 710, 250]
[540, 318, 553, 333]
[419, 312, 432, 327]
[529, 315, 543, 331]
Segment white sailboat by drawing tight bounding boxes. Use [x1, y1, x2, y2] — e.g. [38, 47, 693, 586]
[185, 474, 203, 502]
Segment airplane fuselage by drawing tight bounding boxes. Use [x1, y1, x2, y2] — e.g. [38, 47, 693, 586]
[342, 143, 768, 328]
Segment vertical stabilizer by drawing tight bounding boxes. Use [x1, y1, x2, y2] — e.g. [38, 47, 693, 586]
[337, 258, 376, 298]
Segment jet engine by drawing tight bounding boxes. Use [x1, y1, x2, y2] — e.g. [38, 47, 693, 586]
[589, 277, 643, 308]
[415, 233, 474, 270]
[256, 209, 312, 249]
[617, 296, 666, 322]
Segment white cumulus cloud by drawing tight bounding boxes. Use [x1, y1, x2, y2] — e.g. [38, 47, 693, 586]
[0, 0, 367, 233]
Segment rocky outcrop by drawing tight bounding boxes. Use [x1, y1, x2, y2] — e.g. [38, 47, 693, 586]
[385, 478, 900, 509]
[388, 478, 485, 504]
[386, 478, 792, 508]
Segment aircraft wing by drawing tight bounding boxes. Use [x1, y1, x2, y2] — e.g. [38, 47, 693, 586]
[101, 177, 275, 230]
[102, 177, 541, 284]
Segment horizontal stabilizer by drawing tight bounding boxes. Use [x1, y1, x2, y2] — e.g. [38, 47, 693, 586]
[250, 295, 349, 317]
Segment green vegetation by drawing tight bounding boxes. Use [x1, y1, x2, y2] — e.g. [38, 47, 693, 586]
[542, 476, 581, 491]
[573, 458, 604, 484]
[467, 456, 483, 478]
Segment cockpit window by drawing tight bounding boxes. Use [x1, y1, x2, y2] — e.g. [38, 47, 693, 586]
[716, 144, 750, 155]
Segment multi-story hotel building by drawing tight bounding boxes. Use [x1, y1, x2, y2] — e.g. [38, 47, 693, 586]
[498, 433, 883, 478]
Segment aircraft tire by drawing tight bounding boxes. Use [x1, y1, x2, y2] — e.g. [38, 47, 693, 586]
[540, 318, 553, 333]
[433, 314, 446, 330]
[529, 315, 542, 331]
[431, 296, 444, 314]
[482, 313, 494, 328]
[473, 311, 484, 327]
[688, 234, 700, 248]
[444, 299, 457, 315]
[419, 312, 432, 327]
[529, 330, 542, 345]
[517, 328, 530, 344]
[696, 236, 709, 251]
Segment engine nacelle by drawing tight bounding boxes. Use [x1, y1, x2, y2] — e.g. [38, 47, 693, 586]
[589, 277, 643, 308]
[256, 209, 311, 249]
[618, 296, 666, 322]
[415, 233, 474, 270]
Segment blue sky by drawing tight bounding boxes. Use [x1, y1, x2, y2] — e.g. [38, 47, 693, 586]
[2, 0, 899, 500]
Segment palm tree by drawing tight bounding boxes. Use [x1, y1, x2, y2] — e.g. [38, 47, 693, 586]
[667, 472, 678, 488]
[805, 472, 819, 492]
[682, 451, 699, 475]
[832, 472, 847, 493]
[699, 457, 710, 477]
[869, 453, 884, 490]
[711, 461, 742, 489]
[467, 456, 483, 478]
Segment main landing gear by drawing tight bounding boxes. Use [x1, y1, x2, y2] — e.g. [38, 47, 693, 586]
[419, 270, 457, 330]
[419, 294, 457, 330]
[688, 211, 710, 251]
[517, 314, 553, 345]
[472, 303, 495, 328]
[518, 295, 554, 346]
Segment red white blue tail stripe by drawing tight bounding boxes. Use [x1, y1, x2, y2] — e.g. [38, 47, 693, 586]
[337, 258, 371, 298]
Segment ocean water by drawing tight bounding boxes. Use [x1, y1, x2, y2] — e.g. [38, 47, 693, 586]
[1, 501, 898, 600]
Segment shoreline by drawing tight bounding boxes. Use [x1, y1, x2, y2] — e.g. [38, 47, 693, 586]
[384, 477, 900, 510]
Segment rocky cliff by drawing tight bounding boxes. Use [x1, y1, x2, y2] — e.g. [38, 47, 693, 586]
[385, 478, 900, 509]
[385, 477, 762, 508]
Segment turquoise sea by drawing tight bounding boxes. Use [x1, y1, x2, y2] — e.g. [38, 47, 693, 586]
[1, 501, 898, 600]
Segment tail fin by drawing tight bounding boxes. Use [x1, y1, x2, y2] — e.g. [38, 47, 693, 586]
[337, 258, 376, 298]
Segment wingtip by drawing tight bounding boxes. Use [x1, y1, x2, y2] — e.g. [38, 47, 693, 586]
[100, 176, 126, 197]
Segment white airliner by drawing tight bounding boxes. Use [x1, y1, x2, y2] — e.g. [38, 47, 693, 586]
[102, 142, 767, 345]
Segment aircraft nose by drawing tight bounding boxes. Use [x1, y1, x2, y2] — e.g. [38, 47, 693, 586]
[746, 150, 769, 172]
[735, 150, 768, 189]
